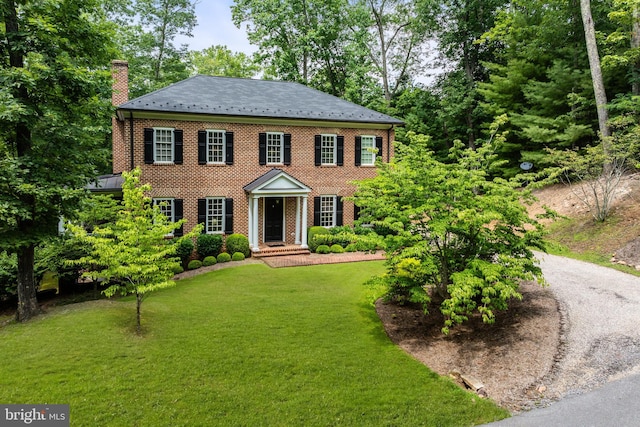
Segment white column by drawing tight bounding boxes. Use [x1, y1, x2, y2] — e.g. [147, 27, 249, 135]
[295, 196, 301, 245]
[248, 197, 253, 249]
[252, 196, 260, 251]
[301, 195, 308, 249]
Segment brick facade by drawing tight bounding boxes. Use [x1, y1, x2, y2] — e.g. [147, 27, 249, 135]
[111, 61, 399, 248]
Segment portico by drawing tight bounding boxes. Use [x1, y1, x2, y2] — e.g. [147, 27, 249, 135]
[243, 169, 312, 253]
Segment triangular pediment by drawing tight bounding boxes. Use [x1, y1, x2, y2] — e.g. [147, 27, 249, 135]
[243, 169, 312, 195]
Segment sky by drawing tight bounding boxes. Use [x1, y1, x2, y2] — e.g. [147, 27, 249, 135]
[179, 1, 256, 54]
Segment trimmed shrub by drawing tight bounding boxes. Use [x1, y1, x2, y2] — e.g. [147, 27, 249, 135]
[316, 245, 331, 254]
[226, 233, 250, 257]
[171, 264, 184, 274]
[231, 252, 245, 261]
[174, 238, 194, 267]
[217, 252, 231, 263]
[330, 244, 345, 254]
[196, 234, 223, 258]
[308, 226, 331, 252]
[345, 243, 358, 252]
[187, 260, 202, 270]
[202, 256, 217, 267]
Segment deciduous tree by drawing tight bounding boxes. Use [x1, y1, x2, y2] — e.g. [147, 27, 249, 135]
[0, 0, 116, 321]
[353, 130, 550, 333]
[67, 168, 201, 333]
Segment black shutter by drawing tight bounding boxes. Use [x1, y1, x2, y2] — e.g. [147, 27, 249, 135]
[376, 136, 383, 160]
[224, 198, 234, 234]
[198, 130, 207, 165]
[174, 129, 183, 164]
[337, 136, 344, 166]
[335, 197, 343, 226]
[313, 196, 321, 226]
[259, 133, 267, 165]
[174, 199, 184, 237]
[225, 132, 234, 165]
[355, 136, 362, 166]
[144, 128, 154, 164]
[314, 135, 321, 166]
[198, 198, 207, 231]
[283, 133, 291, 165]
[354, 205, 361, 221]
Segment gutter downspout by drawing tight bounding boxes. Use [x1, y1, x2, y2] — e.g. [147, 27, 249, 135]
[129, 111, 134, 171]
[387, 126, 391, 162]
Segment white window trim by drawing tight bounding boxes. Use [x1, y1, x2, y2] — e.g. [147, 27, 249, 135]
[360, 135, 376, 166]
[321, 134, 337, 166]
[320, 195, 336, 228]
[153, 127, 174, 164]
[206, 197, 225, 235]
[207, 129, 226, 164]
[266, 131, 284, 165]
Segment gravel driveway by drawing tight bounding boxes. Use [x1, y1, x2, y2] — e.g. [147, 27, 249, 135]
[536, 252, 640, 400]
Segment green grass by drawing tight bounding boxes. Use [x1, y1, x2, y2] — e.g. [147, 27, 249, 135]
[0, 262, 508, 426]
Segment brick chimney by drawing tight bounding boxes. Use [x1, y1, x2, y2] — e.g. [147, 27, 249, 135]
[111, 60, 129, 106]
[111, 60, 129, 174]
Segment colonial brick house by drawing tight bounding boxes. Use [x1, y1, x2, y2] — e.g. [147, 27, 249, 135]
[110, 60, 403, 255]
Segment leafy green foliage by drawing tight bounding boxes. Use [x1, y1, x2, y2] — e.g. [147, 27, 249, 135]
[225, 233, 250, 258]
[196, 234, 223, 259]
[187, 260, 203, 270]
[231, 252, 245, 261]
[189, 45, 260, 77]
[173, 238, 194, 268]
[316, 245, 331, 254]
[202, 256, 217, 267]
[66, 168, 201, 333]
[217, 252, 231, 263]
[307, 226, 331, 252]
[330, 244, 344, 254]
[353, 132, 551, 333]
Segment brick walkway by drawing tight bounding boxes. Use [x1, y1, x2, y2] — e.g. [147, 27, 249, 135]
[174, 251, 386, 280]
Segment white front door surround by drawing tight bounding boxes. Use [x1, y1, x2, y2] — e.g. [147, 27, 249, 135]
[244, 169, 312, 253]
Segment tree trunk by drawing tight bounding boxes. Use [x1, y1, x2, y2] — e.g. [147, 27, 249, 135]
[580, 0, 611, 144]
[15, 244, 41, 322]
[136, 292, 143, 334]
[632, 4, 640, 96]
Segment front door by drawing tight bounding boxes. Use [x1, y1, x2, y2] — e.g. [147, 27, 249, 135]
[264, 197, 284, 242]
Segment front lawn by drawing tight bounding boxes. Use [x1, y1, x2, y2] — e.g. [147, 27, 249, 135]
[0, 262, 508, 426]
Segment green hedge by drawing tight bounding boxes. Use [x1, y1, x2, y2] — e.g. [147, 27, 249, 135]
[187, 260, 202, 270]
[226, 234, 250, 257]
[231, 252, 245, 261]
[217, 252, 231, 263]
[202, 256, 217, 267]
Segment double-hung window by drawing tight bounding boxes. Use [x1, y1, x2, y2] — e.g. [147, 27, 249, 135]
[153, 198, 175, 236]
[320, 195, 336, 227]
[154, 128, 174, 163]
[321, 134, 337, 165]
[207, 130, 225, 164]
[360, 135, 376, 166]
[267, 132, 283, 164]
[205, 197, 225, 234]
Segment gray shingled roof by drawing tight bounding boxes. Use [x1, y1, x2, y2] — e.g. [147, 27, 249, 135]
[243, 168, 311, 192]
[117, 75, 404, 125]
[86, 173, 124, 193]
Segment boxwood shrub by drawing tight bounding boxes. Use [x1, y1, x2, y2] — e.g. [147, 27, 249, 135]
[231, 252, 245, 261]
[316, 245, 331, 254]
[217, 252, 231, 263]
[187, 260, 202, 270]
[196, 234, 223, 258]
[330, 244, 344, 253]
[202, 256, 217, 267]
[308, 226, 331, 252]
[225, 233, 250, 257]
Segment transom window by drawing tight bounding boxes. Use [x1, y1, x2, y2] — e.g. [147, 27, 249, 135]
[154, 128, 174, 163]
[321, 134, 336, 165]
[320, 195, 336, 227]
[360, 135, 376, 166]
[206, 197, 225, 234]
[207, 130, 225, 163]
[267, 132, 283, 164]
